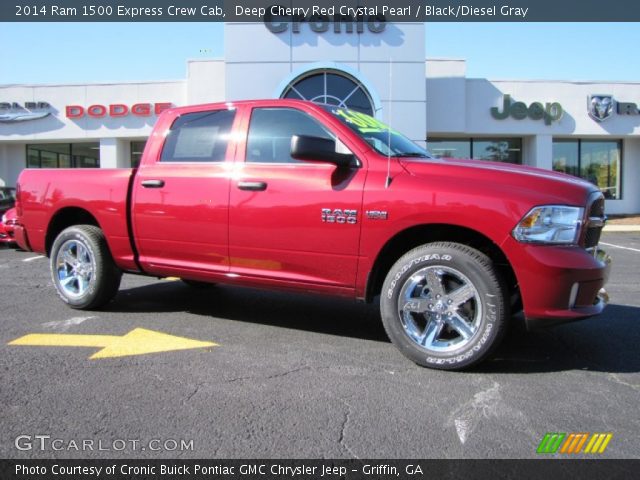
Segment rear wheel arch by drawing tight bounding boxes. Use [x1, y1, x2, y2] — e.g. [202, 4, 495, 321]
[50, 224, 122, 309]
[46, 207, 100, 256]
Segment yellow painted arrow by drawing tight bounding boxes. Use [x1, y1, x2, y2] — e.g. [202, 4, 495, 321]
[8, 328, 218, 359]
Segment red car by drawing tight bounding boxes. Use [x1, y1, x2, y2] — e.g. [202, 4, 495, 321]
[0, 186, 16, 217]
[13, 99, 610, 370]
[0, 207, 17, 246]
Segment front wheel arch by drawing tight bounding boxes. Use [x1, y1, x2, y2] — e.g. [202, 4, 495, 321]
[364, 224, 519, 308]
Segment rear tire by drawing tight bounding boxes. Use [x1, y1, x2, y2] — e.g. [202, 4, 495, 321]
[50, 225, 122, 309]
[380, 242, 508, 370]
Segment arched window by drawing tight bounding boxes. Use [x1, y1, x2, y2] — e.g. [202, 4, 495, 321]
[281, 70, 375, 116]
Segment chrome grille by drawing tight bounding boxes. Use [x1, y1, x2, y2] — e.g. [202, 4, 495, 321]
[583, 193, 606, 250]
[590, 196, 605, 218]
[584, 227, 602, 249]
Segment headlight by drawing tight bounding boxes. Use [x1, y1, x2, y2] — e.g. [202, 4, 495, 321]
[513, 206, 583, 245]
[1, 214, 6, 224]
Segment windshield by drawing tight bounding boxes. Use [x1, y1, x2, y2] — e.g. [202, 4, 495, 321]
[325, 106, 431, 158]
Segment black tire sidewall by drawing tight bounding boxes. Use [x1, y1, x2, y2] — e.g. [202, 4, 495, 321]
[380, 243, 506, 370]
[50, 226, 107, 309]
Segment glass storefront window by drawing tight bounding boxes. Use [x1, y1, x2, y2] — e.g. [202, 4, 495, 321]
[26, 143, 100, 168]
[130, 140, 147, 168]
[427, 138, 522, 164]
[426, 139, 471, 159]
[581, 141, 620, 199]
[59, 154, 71, 168]
[472, 139, 521, 163]
[27, 148, 40, 168]
[40, 150, 59, 168]
[27, 143, 71, 168]
[553, 139, 621, 199]
[72, 143, 100, 168]
[552, 140, 579, 177]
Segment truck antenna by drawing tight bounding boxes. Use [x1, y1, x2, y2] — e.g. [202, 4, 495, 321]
[385, 57, 393, 188]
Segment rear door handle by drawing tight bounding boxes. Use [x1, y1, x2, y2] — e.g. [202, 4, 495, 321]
[237, 181, 267, 191]
[141, 179, 165, 188]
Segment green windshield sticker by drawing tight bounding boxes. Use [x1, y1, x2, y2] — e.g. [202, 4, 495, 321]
[334, 108, 399, 135]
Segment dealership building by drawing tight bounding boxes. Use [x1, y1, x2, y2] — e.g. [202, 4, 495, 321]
[1, 21, 639, 214]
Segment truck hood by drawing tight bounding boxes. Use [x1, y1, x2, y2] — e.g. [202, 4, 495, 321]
[399, 156, 598, 206]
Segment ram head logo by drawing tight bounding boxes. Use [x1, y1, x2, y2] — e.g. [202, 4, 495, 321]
[588, 95, 614, 122]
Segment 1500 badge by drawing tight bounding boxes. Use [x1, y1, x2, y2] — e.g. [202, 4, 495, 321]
[321, 208, 357, 224]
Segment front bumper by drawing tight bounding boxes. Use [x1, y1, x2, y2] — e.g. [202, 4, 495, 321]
[502, 237, 611, 328]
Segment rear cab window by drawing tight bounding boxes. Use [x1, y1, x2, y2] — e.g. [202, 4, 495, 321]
[160, 109, 236, 163]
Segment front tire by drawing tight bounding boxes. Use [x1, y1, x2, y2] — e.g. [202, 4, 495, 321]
[380, 242, 507, 370]
[50, 225, 122, 309]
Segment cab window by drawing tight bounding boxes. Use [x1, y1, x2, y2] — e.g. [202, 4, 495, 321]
[160, 109, 236, 162]
[246, 108, 334, 164]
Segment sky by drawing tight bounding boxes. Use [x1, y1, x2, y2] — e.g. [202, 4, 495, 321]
[1, 22, 639, 84]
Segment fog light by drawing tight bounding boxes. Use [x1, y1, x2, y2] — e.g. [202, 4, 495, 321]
[568, 283, 579, 308]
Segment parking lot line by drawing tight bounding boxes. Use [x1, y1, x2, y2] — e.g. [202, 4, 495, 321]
[42, 316, 96, 331]
[22, 255, 45, 262]
[600, 242, 640, 253]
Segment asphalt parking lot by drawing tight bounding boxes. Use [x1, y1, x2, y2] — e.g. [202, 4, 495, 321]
[1, 233, 639, 459]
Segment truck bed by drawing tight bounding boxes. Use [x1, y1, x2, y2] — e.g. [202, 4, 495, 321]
[17, 168, 137, 271]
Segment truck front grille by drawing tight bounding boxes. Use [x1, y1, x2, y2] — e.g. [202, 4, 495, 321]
[584, 226, 602, 249]
[583, 193, 606, 250]
[590, 196, 605, 218]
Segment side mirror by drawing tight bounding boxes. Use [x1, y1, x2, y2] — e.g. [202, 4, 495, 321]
[290, 135, 356, 168]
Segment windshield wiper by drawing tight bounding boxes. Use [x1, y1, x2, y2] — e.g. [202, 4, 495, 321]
[393, 152, 430, 158]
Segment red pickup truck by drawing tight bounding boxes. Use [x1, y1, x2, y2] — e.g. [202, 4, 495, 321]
[14, 99, 611, 370]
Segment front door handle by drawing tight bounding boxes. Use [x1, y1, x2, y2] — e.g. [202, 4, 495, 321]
[237, 181, 267, 191]
[141, 179, 165, 188]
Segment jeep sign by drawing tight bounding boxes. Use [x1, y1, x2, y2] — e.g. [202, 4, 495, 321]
[491, 95, 563, 125]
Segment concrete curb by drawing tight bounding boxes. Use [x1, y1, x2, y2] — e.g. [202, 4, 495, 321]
[603, 225, 640, 232]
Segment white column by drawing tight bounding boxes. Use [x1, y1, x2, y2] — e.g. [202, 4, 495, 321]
[99, 138, 130, 169]
[7, 144, 26, 185]
[0, 144, 26, 186]
[607, 137, 640, 215]
[117, 140, 131, 168]
[524, 135, 553, 170]
[0, 144, 7, 186]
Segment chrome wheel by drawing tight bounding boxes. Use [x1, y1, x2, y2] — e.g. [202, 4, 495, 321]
[55, 239, 95, 299]
[398, 265, 482, 353]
